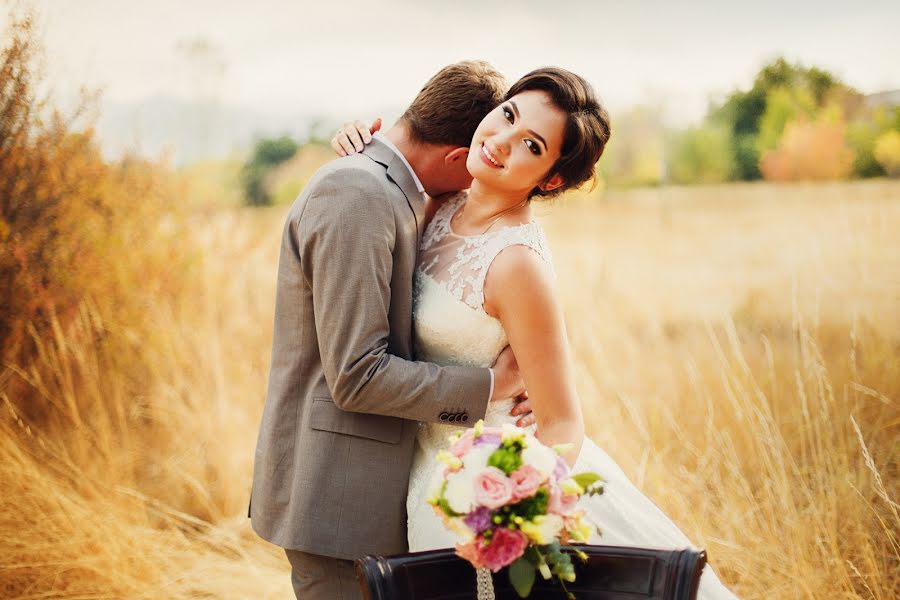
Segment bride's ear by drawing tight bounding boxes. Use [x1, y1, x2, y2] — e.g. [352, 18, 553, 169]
[538, 173, 565, 193]
[444, 147, 469, 164]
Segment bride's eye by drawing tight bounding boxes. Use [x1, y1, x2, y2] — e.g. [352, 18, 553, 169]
[502, 106, 514, 123]
[525, 139, 541, 156]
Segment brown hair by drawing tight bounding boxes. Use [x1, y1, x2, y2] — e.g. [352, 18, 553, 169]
[505, 67, 612, 199]
[401, 61, 508, 148]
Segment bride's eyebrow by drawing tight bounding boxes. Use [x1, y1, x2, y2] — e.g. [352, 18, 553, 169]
[508, 100, 549, 152]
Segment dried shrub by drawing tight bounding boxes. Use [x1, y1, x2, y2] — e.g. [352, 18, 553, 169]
[760, 108, 854, 181]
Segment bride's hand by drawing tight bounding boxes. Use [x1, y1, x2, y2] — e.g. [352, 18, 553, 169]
[331, 118, 383, 156]
[511, 391, 536, 429]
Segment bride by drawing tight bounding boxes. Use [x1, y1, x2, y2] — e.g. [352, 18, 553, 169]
[333, 67, 739, 599]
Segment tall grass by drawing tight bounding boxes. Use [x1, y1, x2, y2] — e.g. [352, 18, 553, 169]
[2, 180, 898, 598]
[2, 12, 897, 599]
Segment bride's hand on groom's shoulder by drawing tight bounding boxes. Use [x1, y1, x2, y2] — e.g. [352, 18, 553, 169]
[331, 117, 382, 156]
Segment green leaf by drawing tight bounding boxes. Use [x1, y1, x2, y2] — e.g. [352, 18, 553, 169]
[509, 557, 536, 598]
[572, 473, 603, 496]
[523, 546, 540, 565]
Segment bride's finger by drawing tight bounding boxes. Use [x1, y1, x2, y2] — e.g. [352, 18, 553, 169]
[516, 414, 536, 428]
[342, 121, 365, 152]
[354, 120, 373, 145]
[335, 130, 357, 155]
[331, 134, 347, 157]
[510, 398, 532, 416]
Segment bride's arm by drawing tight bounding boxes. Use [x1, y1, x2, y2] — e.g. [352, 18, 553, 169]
[483, 246, 584, 466]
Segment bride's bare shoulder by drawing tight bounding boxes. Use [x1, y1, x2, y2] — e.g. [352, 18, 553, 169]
[482, 243, 558, 319]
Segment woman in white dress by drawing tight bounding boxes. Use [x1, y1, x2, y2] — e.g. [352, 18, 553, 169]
[333, 67, 739, 599]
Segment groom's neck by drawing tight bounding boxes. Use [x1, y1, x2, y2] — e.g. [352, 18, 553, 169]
[385, 122, 432, 184]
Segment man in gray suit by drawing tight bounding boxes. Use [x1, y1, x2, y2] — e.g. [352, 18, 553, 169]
[249, 62, 529, 599]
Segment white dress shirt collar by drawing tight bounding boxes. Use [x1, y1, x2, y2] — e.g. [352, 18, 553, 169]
[374, 132, 425, 195]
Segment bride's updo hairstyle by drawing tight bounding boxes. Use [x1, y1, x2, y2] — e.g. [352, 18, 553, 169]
[505, 67, 611, 199]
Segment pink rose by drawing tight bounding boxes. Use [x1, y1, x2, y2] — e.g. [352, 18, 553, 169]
[478, 527, 529, 572]
[474, 467, 514, 509]
[548, 483, 579, 515]
[449, 431, 475, 458]
[509, 464, 544, 502]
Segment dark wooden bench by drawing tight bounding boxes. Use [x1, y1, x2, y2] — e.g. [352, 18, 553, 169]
[356, 544, 706, 599]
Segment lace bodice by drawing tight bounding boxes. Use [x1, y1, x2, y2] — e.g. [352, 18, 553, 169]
[417, 192, 554, 312]
[407, 192, 555, 550]
[412, 192, 553, 405]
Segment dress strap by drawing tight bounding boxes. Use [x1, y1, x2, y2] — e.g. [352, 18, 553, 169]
[465, 222, 554, 310]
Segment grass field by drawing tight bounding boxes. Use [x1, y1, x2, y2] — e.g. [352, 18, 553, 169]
[2, 179, 898, 599]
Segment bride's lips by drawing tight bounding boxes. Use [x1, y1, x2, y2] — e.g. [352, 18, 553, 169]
[479, 143, 503, 169]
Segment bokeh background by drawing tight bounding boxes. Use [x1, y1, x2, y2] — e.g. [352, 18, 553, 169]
[1, 1, 898, 598]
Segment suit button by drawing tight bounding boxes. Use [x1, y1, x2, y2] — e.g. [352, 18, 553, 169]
[461, 414, 469, 423]
[439, 412, 449, 421]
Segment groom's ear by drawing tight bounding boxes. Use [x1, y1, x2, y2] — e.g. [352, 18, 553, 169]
[538, 173, 565, 192]
[444, 146, 469, 164]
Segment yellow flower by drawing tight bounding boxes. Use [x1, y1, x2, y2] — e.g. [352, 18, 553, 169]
[567, 514, 593, 543]
[521, 514, 563, 545]
[436, 451, 463, 470]
[560, 478, 585, 496]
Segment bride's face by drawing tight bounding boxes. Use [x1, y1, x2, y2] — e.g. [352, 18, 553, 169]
[466, 89, 566, 195]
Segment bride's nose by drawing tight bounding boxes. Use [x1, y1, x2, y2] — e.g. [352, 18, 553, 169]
[490, 131, 513, 157]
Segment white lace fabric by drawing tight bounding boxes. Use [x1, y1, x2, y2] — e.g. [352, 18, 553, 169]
[417, 192, 555, 313]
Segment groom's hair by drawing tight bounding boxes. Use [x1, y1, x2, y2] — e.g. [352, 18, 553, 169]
[400, 61, 507, 149]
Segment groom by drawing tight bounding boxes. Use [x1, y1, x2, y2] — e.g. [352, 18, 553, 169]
[249, 61, 531, 600]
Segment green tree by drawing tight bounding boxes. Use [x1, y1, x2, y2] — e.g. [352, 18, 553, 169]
[756, 86, 817, 155]
[874, 129, 900, 177]
[667, 125, 733, 184]
[709, 57, 848, 181]
[241, 135, 299, 206]
[847, 105, 900, 178]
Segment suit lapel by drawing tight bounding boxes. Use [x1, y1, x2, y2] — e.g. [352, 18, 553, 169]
[360, 139, 425, 245]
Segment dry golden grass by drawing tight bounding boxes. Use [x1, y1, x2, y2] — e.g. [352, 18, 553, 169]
[2, 179, 898, 599]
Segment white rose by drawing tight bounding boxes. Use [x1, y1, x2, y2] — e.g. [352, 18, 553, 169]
[521, 514, 565, 545]
[522, 442, 558, 476]
[462, 445, 496, 470]
[536, 514, 564, 541]
[444, 468, 477, 514]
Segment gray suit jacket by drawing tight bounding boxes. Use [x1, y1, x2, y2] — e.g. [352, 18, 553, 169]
[249, 139, 492, 560]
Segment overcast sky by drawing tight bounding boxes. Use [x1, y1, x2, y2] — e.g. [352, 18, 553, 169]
[5, 0, 899, 157]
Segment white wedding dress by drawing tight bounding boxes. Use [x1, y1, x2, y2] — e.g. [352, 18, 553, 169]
[406, 192, 739, 599]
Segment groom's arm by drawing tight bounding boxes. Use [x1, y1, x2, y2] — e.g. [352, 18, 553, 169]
[296, 167, 492, 425]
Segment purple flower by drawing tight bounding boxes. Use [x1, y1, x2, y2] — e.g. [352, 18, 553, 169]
[553, 456, 570, 481]
[464, 506, 493, 534]
[474, 433, 502, 447]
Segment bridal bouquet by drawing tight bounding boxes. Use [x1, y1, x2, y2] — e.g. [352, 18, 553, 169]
[428, 420, 603, 599]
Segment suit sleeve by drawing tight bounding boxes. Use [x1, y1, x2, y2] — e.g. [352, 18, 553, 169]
[296, 168, 492, 425]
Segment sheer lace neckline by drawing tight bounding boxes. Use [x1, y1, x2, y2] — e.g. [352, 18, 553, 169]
[416, 191, 554, 313]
